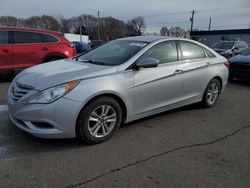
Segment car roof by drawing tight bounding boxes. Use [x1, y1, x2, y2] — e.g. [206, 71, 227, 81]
[118, 36, 171, 43]
[0, 27, 61, 35]
[117, 36, 198, 43]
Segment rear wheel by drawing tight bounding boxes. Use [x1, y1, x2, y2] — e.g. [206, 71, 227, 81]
[202, 79, 221, 107]
[76, 97, 122, 144]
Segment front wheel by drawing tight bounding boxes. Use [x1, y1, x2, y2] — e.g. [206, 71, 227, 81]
[202, 79, 221, 107]
[76, 97, 122, 144]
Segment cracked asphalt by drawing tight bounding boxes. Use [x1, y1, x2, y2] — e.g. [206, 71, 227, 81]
[0, 77, 250, 188]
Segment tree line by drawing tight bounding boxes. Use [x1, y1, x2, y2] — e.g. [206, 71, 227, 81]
[0, 15, 190, 41]
[0, 15, 147, 41]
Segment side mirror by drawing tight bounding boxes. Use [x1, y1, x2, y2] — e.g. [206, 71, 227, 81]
[136, 58, 159, 69]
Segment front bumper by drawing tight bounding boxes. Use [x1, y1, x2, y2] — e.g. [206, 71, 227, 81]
[8, 95, 83, 139]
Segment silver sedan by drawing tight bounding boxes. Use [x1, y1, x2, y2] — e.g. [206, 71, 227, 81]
[7, 36, 229, 144]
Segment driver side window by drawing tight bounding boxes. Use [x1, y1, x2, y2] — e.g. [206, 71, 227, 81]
[140, 41, 178, 64]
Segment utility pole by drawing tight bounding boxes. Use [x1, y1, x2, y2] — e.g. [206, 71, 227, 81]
[97, 11, 100, 41]
[208, 17, 212, 31]
[190, 10, 197, 34]
[79, 17, 83, 42]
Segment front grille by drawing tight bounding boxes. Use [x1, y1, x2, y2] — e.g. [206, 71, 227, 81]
[10, 81, 33, 102]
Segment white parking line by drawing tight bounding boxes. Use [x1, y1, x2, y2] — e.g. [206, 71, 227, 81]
[0, 105, 8, 112]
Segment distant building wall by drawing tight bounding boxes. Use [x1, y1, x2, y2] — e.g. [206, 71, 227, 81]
[64, 33, 89, 43]
[190, 29, 250, 47]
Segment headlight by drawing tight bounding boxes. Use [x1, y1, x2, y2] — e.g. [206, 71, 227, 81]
[23, 80, 80, 104]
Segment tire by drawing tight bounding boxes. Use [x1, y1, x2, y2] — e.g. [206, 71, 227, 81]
[202, 79, 221, 108]
[76, 97, 122, 144]
[44, 57, 63, 62]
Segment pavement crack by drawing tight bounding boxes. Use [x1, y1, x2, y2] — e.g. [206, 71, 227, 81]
[65, 124, 250, 188]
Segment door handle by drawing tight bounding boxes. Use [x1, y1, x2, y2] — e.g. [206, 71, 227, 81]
[2, 49, 9, 53]
[42, 47, 48, 51]
[174, 69, 183, 75]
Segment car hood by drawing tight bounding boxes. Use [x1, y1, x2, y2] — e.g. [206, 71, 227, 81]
[15, 58, 118, 90]
[229, 54, 250, 64]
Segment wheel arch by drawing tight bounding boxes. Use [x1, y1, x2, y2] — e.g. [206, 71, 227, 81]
[43, 53, 67, 63]
[75, 92, 128, 133]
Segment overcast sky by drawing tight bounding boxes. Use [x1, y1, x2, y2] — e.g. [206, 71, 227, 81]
[0, 0, 249, 32]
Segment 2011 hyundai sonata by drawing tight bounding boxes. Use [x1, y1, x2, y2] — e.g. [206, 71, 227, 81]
[7, 36, 229, 144]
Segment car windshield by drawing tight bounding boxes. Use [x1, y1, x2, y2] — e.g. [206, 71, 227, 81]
[242, 47, 250, 55]
[212, 41, 235, 49]
[77, 40, 148, 66]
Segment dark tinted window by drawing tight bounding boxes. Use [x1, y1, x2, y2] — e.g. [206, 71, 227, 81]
[179, 41, 205, 60]
[212, 41, 234, 49]
[42, 34, 59, 43]
[140, 41, 177, 64]
[14, 31, 42, 44]
[204, 48, 216, 58]
[0, 31, 8, 44]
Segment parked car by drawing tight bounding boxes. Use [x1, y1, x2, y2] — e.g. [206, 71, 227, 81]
[229, 47, 250, 80]
[0, 27, 76, 74]
[73, 41, 91, 54]
[211, 40, 248, 59]
[8, 36, 229, 144]
[88, 40, 105, 48]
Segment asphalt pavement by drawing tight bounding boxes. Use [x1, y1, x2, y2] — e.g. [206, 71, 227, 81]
[0, 77, 250, 188]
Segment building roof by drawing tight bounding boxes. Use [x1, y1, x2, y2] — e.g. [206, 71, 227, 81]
[191, 29, 250, 36]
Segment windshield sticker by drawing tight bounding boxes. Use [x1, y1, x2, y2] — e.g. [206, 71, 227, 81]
[129, 42, 147, 47]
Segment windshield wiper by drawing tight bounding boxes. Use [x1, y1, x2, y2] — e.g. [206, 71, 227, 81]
[78, 59, 107, 66]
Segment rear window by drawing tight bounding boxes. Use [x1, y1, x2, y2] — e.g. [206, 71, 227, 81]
[14, 31, 42, 44]
[204, 48, 216, 58]
[0, 31, 8, 44]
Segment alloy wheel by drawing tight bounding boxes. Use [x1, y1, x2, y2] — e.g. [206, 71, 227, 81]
[206, 82, 219, 105]
[88, 105, 117, 138]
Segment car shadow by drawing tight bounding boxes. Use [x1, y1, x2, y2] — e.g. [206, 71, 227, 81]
[0, 74, 14, 83]
[123, 102, 202, 129]
[229, 79, 250, 87]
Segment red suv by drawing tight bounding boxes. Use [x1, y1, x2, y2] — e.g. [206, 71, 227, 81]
[0, 27, 76, 74]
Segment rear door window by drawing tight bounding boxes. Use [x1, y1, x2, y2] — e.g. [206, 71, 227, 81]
[179, 41, 205, 60]
[14, 31, 42, 44]
[41, 34, 59, 43]
[0, 31, 8, 44]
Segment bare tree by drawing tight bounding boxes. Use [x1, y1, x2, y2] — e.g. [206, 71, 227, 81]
[127, 16, 146, 36]
[160, 26, 169, 36]
[0, 16, 20, 27]
[0, 14, 140, 41]
[160, 26, 189, 38]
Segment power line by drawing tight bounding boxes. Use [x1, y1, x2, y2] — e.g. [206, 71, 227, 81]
[101, 6, 250, 20]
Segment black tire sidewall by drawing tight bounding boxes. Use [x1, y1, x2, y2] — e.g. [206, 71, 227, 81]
[77, 97, 122, 144]
[202, 79, 221, 107]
